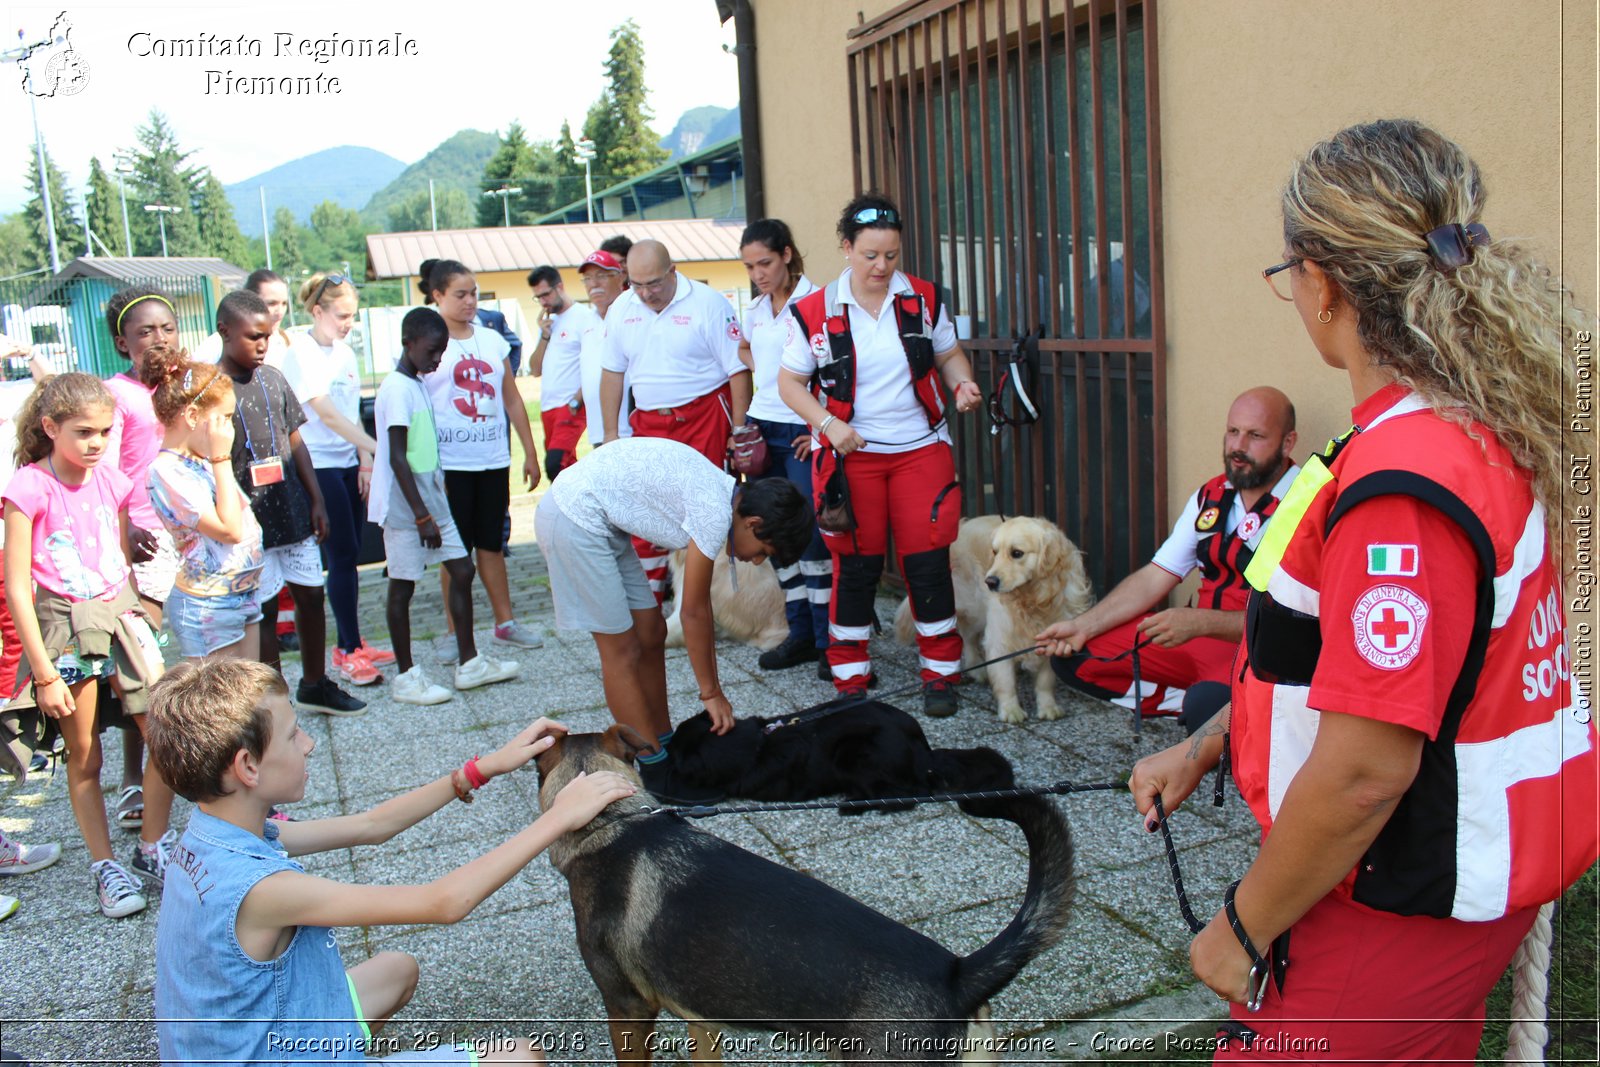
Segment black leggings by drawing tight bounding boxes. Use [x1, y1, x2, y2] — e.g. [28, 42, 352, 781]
[315, 464, 364, 653]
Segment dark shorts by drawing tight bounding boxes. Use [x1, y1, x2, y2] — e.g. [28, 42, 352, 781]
[443, 467, 510, 552]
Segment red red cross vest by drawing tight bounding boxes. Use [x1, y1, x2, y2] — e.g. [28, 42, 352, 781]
[1235, 388, 1598, 921]
[787, 275, 947, 429]
[1191, 474, 1282, 612]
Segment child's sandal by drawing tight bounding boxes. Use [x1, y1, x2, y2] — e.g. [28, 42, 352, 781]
[115, 785, 144, 831]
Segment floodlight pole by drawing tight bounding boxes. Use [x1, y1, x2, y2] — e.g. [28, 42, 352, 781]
[483, 186, 522, 228]
[144, 203, 180, 257]
[575, 139, 597, 224]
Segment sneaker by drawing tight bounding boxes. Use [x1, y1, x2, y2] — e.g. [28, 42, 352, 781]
[294, 676, 368, 717]
[0, 894, 17, 921]
[131, 829, 177, 888]
[358, 639, 397, 667]
[454, 655, 520, 691]
[332, 647, 381, 687]
[0, 837, 60, 876]
[759, 635, 821, 671]
[637, 758, 726, 806]
[923, 678, 959, 718]
[115, 785, 144, 831]
[392, 666, 452, 706]
[817, 658, 834, 682]
[491, 620, 544, 649]
[91, 858, 148, 918]
[434, 634, 460, 667]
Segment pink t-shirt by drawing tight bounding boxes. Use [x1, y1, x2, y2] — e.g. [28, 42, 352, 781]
[105, 373, 163, 530]
[3, 463, 133, 601]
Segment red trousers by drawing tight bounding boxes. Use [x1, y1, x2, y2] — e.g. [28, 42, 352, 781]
[1214, 891, 1536, 1065]
[629, 384, 733, 604]
[541, 405, 587, 476]
[1058, 616, 1238, 715]
[814, 443, 962, 686]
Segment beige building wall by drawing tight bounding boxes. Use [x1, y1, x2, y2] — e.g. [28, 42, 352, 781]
[753, 0, 1597, 517]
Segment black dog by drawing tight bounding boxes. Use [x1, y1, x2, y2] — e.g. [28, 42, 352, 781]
[536, 727, 1076, 1064]
[668, 699, 1015, 811]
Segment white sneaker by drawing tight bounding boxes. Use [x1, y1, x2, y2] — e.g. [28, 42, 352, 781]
[0, 893, 17, 920]
[434, 634, 460, 666]
[0, 835, 60, 876]
[454, 655, 520, 691]
[491, 620, 544, 649]
[393, 666, 452, 706]
[91, 858, 148, 918]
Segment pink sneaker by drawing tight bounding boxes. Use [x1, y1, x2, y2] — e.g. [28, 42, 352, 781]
[359, 639, 396, 667]
[332, 647, 381, 687]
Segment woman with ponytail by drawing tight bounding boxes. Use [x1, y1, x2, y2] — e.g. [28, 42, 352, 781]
[143, 354, 263, 662]
[1131, 119, 1597, 1061]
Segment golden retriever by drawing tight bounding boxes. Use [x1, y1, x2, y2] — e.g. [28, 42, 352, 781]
[663, 548, 789, 651]
[894, 515, 1093, 722]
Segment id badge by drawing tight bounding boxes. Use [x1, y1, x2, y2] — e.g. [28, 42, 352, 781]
[250, 457, 285, 487]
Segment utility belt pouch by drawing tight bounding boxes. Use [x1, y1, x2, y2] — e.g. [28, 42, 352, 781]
[815, 450, 857, 534]
[1244, 589, 1322, 686]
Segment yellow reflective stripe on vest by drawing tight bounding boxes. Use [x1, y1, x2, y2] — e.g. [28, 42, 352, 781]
[1243, 453, 1334, 592]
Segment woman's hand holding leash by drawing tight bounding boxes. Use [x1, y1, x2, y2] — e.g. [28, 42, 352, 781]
[1129, 739, 1214, 832]
[1191, 908, 1256, 1005]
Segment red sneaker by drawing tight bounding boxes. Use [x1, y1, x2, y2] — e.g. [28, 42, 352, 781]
[333, 647, 381, 687]
[358, 639, 396, 667]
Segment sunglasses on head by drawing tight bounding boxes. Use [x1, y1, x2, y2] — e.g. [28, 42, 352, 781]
[852, 206, 900, 226]
[311, 273, 350, 307]
[1423, 223, 1490, 272]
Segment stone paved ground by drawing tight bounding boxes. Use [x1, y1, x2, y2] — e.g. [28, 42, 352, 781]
[1, 489, 1257, 1064]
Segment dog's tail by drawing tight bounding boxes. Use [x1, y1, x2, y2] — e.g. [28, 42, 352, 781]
[952, 795, 1076, 1012]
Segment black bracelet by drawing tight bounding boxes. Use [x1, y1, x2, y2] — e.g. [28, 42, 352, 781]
[1223, 879, 1267, 969]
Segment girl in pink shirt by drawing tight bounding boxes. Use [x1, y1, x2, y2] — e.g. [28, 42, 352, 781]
[2, 373, 172, 919]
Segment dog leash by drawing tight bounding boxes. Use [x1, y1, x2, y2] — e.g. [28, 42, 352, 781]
[631, 778, 1129, 818]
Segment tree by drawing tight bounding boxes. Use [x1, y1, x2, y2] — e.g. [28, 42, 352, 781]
[126, 109, 204, 256]
[388, 187, 471, 232]
[194, 174, 250, 265]
[0, 214, 37, 277]
[555, 120, 580, 174]
[582, 21, 670, 180]
[270, 206, 306, 277]
[85, 157, 129, 256]
[478, 123, 542, 227]
[21, 148, 81, 269]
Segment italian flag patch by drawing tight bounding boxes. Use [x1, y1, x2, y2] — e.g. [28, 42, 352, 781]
[1367, 544, 1418, 576]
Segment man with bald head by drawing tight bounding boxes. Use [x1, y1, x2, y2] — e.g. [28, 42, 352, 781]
[1039, 387, 1299, 732]
[599, 240, 752, 603]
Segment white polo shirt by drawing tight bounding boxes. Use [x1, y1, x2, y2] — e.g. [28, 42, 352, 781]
[744, 275, 817, 425]
[578, 308, 631, 445]
[541, 301, 597, 409]
[778, 269, 958, 454]
[600, 273, 745, 411]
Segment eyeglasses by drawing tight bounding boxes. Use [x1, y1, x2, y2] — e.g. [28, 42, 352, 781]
[629, 274, 673, 295]
[1262, 258, 1301, 302]
[852, 206, 900, 227]
[311, 273, 350, 308]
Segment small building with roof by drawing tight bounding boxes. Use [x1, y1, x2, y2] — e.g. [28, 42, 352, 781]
[363, 217, 750, 327]
[534, 136, 744, 226]
[1, 256, 246, 378]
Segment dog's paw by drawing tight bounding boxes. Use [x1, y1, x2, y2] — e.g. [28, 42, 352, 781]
[997, 700, 1027, 725]
[1036, 694, 1064, 721]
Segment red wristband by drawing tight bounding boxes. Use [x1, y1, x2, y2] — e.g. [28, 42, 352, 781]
[463, 757, 490, 790]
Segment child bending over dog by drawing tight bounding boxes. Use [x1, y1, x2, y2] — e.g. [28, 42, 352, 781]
[147, 658, 635, 1064]
[534, 436, 813, 804]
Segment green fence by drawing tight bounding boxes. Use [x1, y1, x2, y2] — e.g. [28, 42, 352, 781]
[0, 271, 221, 380]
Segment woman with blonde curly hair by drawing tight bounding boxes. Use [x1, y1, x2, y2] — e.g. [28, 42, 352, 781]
[1132, 119, 1597, 1061]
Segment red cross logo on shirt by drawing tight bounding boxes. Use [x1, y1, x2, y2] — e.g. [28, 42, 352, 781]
[1369, 607, 1412, 650]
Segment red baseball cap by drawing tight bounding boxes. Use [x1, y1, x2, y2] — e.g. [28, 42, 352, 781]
[578, 250, 623, 274]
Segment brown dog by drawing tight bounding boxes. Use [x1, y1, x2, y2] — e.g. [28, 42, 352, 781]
[663, 548, 787, 651]
[535, 725, 1076, 1064]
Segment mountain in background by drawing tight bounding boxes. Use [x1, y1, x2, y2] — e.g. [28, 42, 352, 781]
[661, 105, 740, 159]
[358, 130, 500, 230]
[224, 146, 405, 237]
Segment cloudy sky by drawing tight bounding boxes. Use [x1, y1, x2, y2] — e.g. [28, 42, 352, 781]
[1, 0, 740, 216]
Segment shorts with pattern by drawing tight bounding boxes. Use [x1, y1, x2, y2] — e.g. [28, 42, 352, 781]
[165, 587, 263, 658]
[259, 536, 324, 600]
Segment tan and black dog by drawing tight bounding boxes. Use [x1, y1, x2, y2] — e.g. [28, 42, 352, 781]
[535, 725, 1076, 1065]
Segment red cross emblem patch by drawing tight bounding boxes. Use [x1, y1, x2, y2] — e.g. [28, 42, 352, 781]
[1351, 584, 1429, 670]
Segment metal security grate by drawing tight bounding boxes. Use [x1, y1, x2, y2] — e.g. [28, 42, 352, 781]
[846, 0, 1166, 590]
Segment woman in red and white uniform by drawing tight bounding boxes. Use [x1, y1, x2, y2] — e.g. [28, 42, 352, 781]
[777, 194, 982, 718]
[1131, 119, 1598, 1063]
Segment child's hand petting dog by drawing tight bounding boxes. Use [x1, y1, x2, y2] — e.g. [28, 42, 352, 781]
[549, 771, 637, 831]
[481, 717, 571, 778]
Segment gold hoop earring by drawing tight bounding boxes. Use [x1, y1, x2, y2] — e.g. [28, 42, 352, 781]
[1317, 308, 1333, 324]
